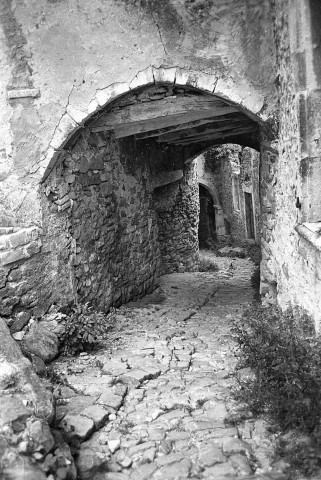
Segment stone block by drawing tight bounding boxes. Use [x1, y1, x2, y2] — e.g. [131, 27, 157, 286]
[0, 397, 31, 427]
[88, 98, 99, 114]
[80, 405, 110, 428]
[10, 312, 31, 334]
[75, 448, 109, 479]
[198, 442, 226, 467]
[214, 76, 264, 115]
[96, 82, 129, 107]
[175, 68, 217, 92]
[25, 241, 41, 256]
[67, 104, 88, 124]
[22, 322, 59, 363]
[62, 414, 94, 443]
[130, 66, 154, 90]
[100, 181, 113, 197]
[0, 235, 10, 251]
[222, 437, 251, 455]
[97, 390, 123, 410]
[153, 66, 177, 84]
[0, 267, 9, 287]
[27, 419, 55, 454]
[0, 248, 27, 266]
[9, 228, 38, 249]
[50, 113, 78, 150]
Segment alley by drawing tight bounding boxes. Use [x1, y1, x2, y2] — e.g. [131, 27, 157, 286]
[52, 257, 287, 480]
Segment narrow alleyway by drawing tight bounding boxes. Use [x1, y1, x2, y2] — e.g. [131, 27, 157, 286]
[52, 256, 286, 480]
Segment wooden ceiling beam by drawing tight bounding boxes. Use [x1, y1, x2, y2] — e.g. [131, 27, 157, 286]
[93, 107, 240, 138]
[90, 96, 230, 129]
[88, 96, 240, 137]
[157, 119, 254, 144]
[134, 113, 247, 140]
[166, 126, 258, 145]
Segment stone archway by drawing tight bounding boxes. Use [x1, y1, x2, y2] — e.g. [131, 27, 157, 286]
[0, 71, 267, 317]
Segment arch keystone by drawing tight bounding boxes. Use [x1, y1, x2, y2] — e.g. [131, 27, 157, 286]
[152, 66, 177, 84]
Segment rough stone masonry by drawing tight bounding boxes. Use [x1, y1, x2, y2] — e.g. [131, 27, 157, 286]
[1, 0, 321, 478]
[0, 0, 321, 327]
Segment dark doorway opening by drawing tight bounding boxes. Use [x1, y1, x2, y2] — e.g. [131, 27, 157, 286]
[245, 192, 255, 239]
[198, 184, 217, 248]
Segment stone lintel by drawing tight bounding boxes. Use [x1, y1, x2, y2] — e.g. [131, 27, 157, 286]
[7, 88, 40, 99]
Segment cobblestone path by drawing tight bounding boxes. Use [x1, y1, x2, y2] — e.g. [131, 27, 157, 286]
[53, 257, 287, 480]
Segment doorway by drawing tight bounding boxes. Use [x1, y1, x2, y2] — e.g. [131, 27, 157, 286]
[244, 192, 255, 239]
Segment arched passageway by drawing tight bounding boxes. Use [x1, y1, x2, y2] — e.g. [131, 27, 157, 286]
[3, 81, 264, 316]
[40, 82, 263, 313]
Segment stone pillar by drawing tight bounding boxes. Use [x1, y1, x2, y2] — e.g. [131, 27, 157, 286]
[260, 140, 279, 303]
[154, 161, 200, 274]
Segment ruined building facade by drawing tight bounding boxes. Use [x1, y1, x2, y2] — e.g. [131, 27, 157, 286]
[197, 145, 260, 246]
[1, 1, 321, 329]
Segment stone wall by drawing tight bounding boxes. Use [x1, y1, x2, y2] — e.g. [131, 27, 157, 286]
[0, 125, 202, 317]
[240, 147, 261, 242]
[260, 0, 321, 328]
[154, 161, 200, 274]
[219, 146, 245, 241]
[41, 131, 162, 314]
[197, 154, 227, 242]
[198, 146, 260, 245]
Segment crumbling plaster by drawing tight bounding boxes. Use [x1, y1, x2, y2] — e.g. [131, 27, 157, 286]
[0, 0, 277, 228]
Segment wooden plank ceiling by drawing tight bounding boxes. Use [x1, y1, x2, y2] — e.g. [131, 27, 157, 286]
[88, 86, 259, 148]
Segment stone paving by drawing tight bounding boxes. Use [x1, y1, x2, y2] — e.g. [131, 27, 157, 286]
[52, 256, 287, 480]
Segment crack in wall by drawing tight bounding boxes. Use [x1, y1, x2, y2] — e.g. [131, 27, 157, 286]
[151, 13, 168, 56]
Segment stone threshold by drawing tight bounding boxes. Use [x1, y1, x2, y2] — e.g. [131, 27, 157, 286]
[295, 222, 321, 251]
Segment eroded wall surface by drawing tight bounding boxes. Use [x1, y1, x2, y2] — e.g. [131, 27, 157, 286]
[4, 0, 321, 331]
[0, 0, 277, 316]
[198, 146, 260, 245]
[154, 161, 199, 274]
[0, 0, 276, 226]
[260, 0, 321, 328]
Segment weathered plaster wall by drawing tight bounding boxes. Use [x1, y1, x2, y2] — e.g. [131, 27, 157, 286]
[0, 0, 276, 228]
[0, 0, 279, 316]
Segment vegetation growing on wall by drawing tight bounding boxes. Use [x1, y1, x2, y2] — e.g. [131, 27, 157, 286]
[232, 305, 321, 477]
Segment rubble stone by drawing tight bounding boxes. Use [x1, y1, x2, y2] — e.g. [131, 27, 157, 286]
[22, 322, 59, 363]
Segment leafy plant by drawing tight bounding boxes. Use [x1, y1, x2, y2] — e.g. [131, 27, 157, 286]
[60, 303, 116, 354]
[198, 255, 219, 272]
[231, 304, 321, 477]
[250, 266, 260, 299]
